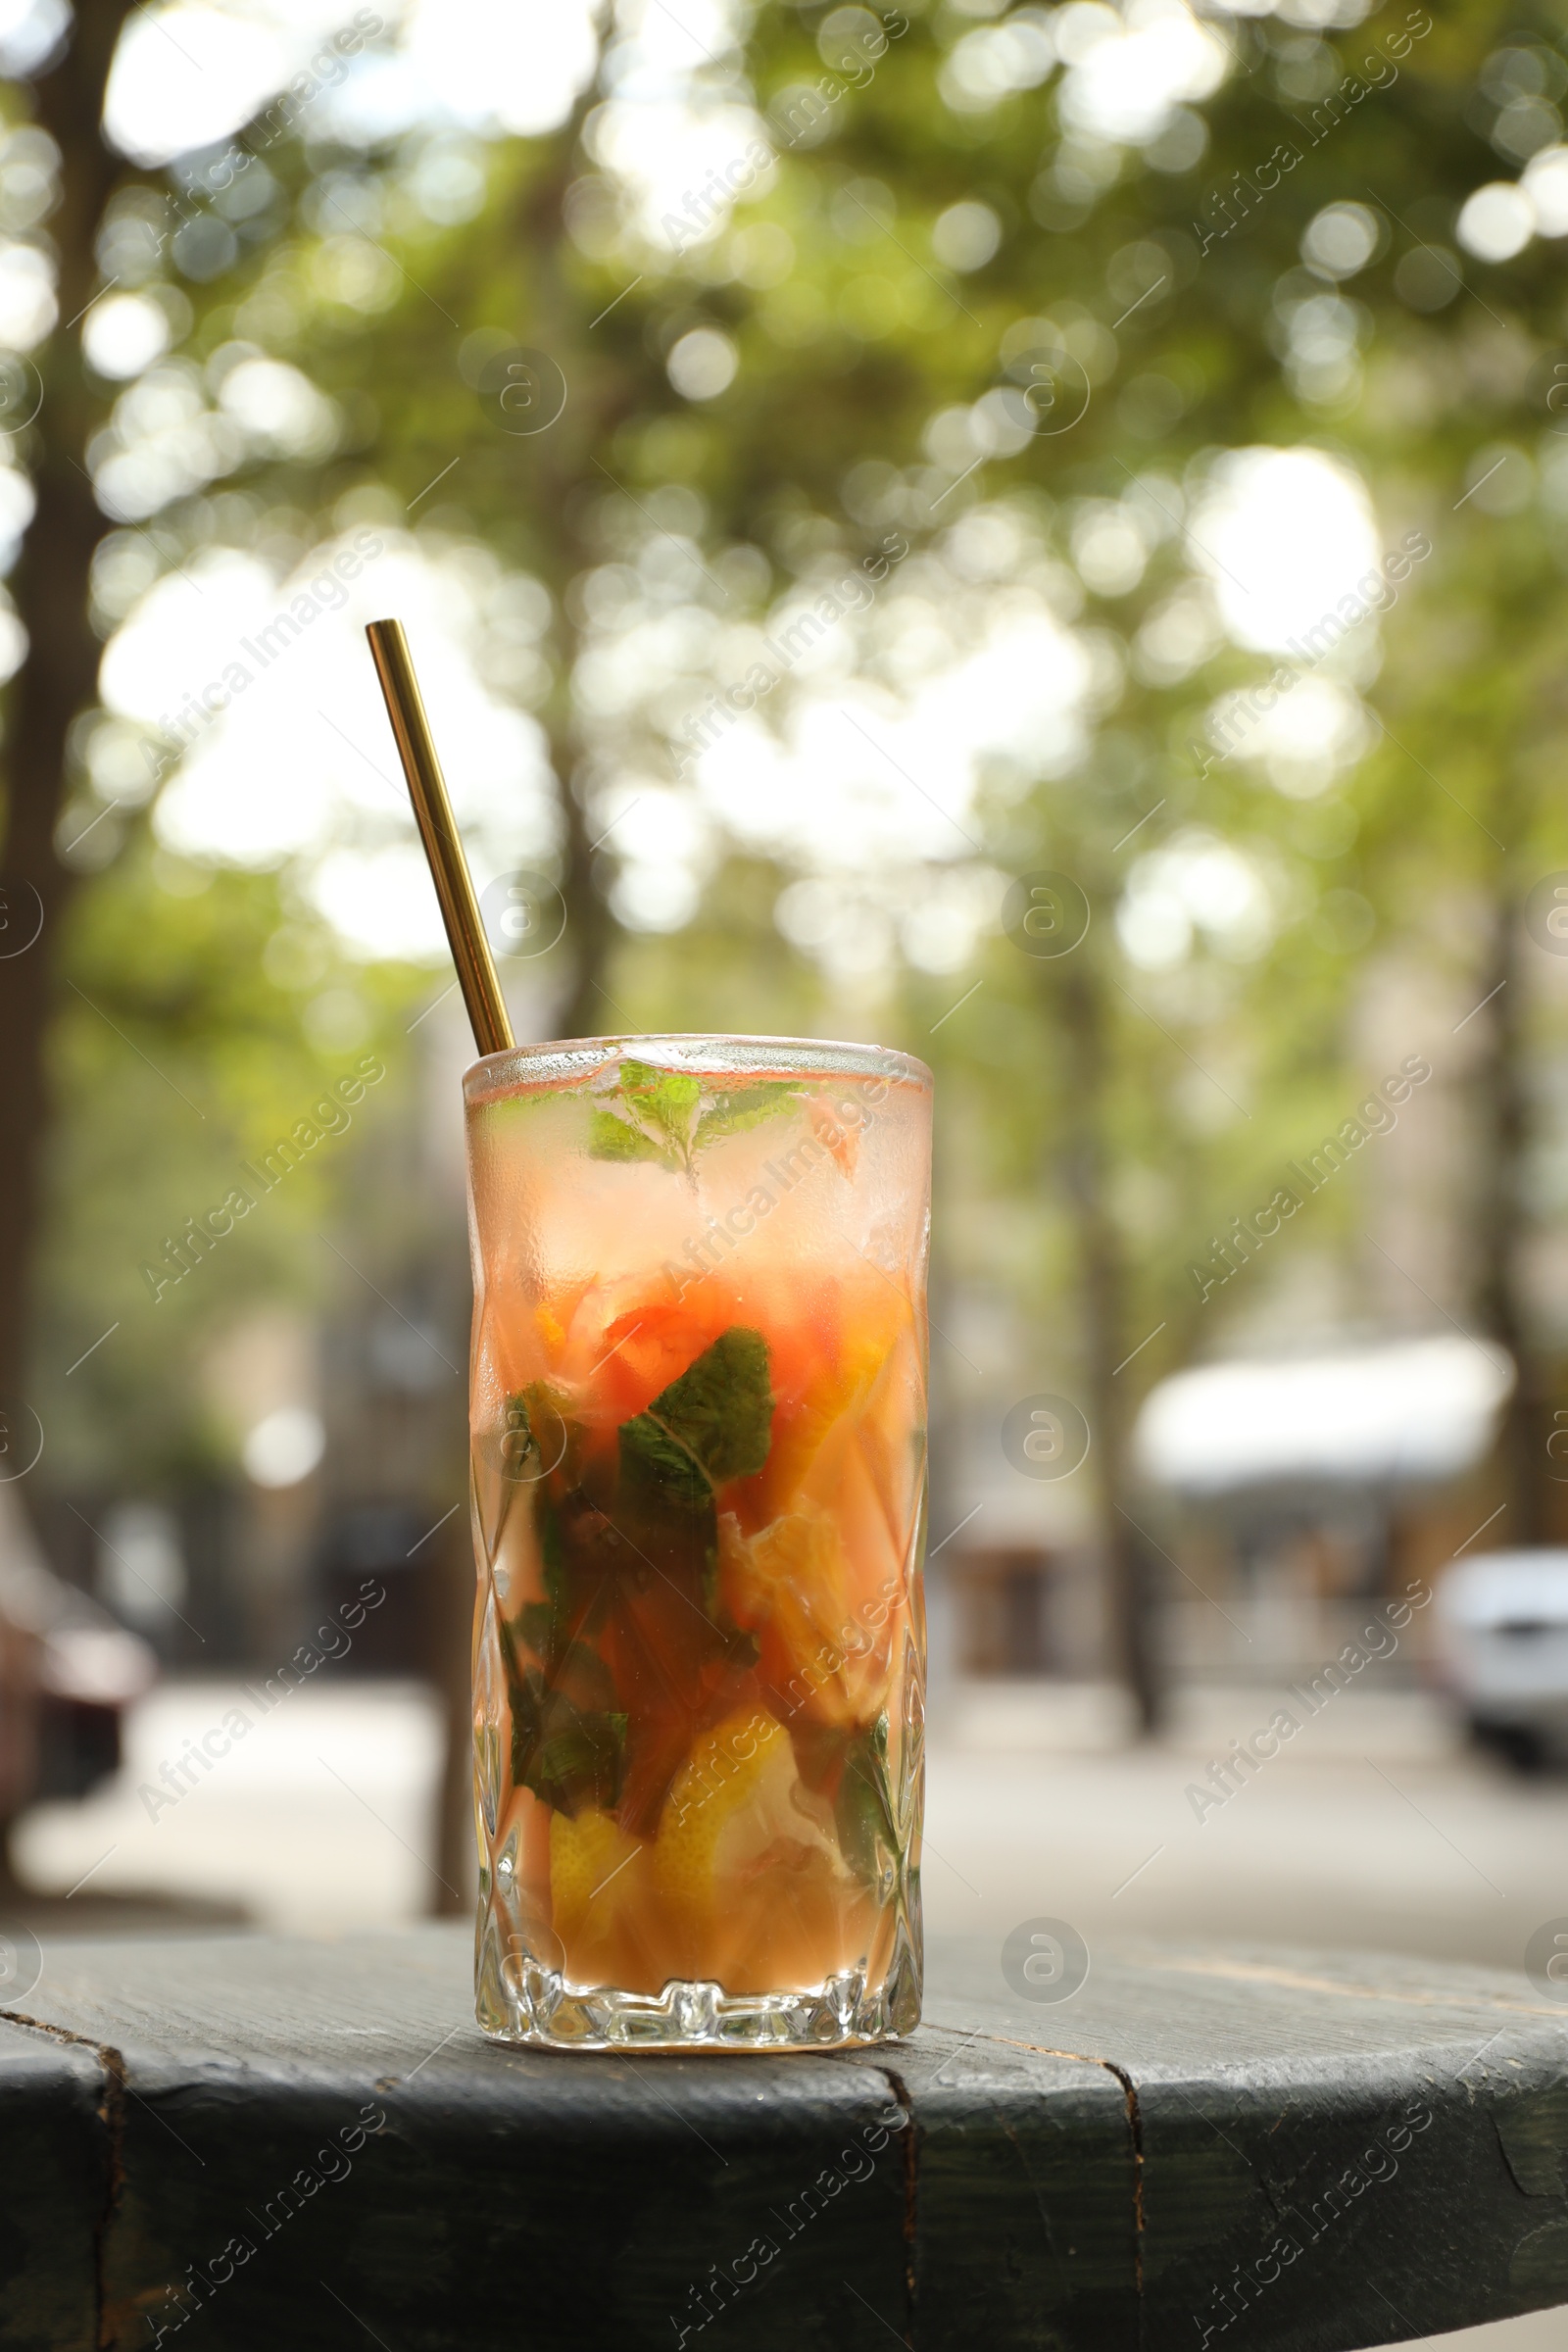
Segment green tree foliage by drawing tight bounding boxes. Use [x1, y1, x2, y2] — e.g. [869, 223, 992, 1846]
[12, 0, 1568, 1689]
[40, 841, 419, 1489]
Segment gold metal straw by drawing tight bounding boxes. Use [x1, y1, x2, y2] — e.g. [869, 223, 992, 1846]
[365, 617, 514, 1058]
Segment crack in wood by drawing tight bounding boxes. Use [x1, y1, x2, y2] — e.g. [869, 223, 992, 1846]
[0, 2002, 126, 2350]
[927, 2023, 1147, 2343]
[1097, 2056, 1146, 2352]
[876, 2058, 918, 2347]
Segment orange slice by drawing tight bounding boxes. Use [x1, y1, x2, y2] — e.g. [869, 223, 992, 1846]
[718, 1512, 898, 1728]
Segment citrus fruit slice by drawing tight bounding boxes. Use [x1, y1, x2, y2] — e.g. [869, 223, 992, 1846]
[718, 1509, 896, 1728]
[550, 1806, 642, 1947]
[652, 1705, 856, 1985]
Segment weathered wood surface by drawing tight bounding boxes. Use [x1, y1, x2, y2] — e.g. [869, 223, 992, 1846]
[0, 1928, 1563, 2350]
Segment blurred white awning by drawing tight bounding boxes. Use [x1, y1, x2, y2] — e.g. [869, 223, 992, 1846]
[1133, 1338, 1514, 1497]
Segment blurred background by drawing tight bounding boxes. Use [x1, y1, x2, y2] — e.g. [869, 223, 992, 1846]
[3, 0, 1568, 2209]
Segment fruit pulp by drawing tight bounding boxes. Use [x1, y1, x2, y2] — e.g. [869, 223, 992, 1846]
[466, 1038, 930, 2048]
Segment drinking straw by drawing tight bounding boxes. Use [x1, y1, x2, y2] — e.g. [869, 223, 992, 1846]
[365, 617, 514, 1058]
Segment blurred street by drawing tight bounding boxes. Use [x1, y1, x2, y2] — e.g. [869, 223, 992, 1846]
[13, 1671, 1561, 1969]
[926, 1683, 1559, 1972]
[13, 1678, 445, 1931]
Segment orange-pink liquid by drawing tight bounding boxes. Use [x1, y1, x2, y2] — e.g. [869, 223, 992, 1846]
[466, 1049, 929, 2019]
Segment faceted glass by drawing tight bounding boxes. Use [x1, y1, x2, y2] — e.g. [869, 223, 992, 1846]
[465, 1035, 931, 2049]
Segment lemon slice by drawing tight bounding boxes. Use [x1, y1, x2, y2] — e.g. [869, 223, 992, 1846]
[657, 1707, 847, 1915]
[550, 1807, 642, 1942]
[653, 1711, 787, 1916]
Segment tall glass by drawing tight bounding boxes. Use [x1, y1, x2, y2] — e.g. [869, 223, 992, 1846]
[465, 1035, 930, 2050]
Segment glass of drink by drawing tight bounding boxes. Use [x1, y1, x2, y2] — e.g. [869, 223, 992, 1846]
[465, 1035, 931, 2049]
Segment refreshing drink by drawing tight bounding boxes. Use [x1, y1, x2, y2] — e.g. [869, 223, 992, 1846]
[466, 1036, 930, 2049]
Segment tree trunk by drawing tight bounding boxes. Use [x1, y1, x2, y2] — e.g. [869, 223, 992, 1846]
[0, 0, 134, 1406]
[554, 750, 617, 1042]
[1056, 953, 1161, 1735]
[1473, 884, 1544, 1542]
[489, 105, 629, 1049]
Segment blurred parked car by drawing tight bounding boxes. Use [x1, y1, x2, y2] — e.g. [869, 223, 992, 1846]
[1435, 1551, 1568, 1772]
[0, 1489, 157, 1846]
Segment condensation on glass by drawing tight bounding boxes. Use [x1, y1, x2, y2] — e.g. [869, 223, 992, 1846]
[465, 1035, 931, 2050]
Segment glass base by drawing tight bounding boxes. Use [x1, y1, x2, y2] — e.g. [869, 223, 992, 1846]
[475, 1912, 921, 2052]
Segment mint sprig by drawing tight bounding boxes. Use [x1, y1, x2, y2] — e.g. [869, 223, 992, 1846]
[619, 1327, 774, 1509]
[588, 1060, 803, 1176]
[494, 1326, 775, 1823]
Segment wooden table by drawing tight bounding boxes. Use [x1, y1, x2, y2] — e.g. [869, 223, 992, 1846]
[3, 1926, 1565, 2350]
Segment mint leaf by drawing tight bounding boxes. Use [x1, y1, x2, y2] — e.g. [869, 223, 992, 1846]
[510, 1665, 627, 1816]
[651, 1327, 774, 1483]
[498, 1601, 626, 1816]
[835, 1714, 898, 1889]
[589, 1065, 702, 1169]
[492, 1383, 580, 1557]
[502, 1382, 574, 1479]
[619, 1327, 773, 1507]
[622, 1063, 702, 1155]
[693, 1082, 804, 1147]
[493, 1396, 768, 1821]
[590, 1066, 805, 1177]
[588, 1108, 670, 1166]
[620, 1413, 713, 1509]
